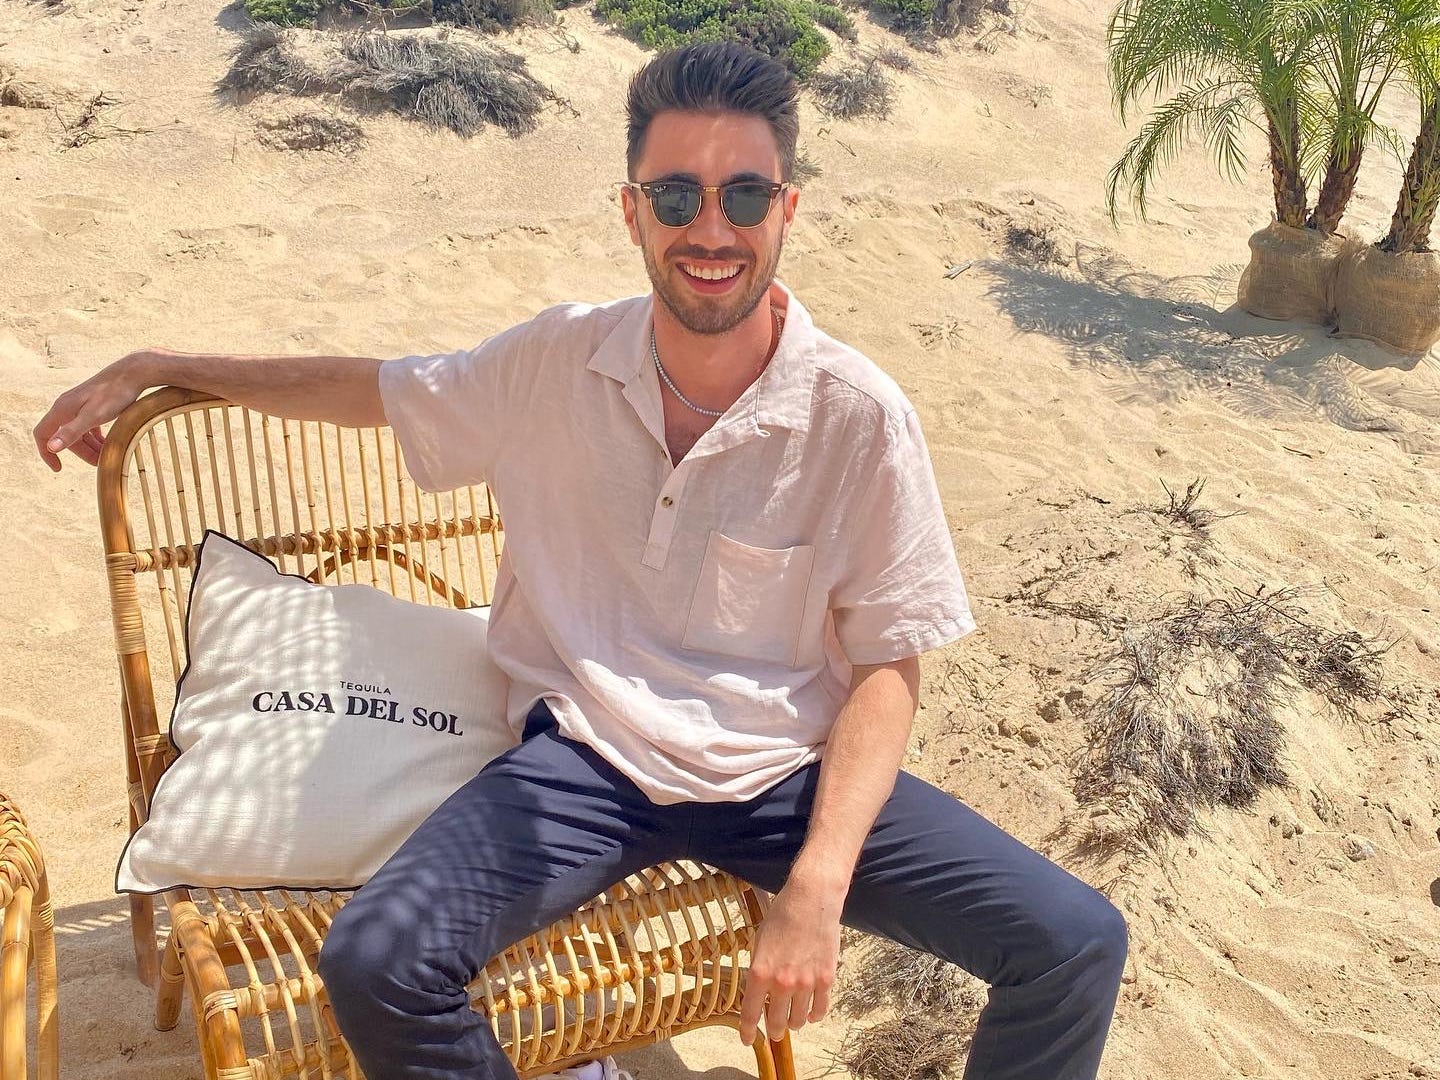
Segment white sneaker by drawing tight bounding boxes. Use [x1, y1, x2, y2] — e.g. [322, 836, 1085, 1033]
[541, 1057, 634, 1080]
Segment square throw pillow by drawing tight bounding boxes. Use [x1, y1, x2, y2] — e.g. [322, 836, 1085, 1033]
[116, 529, 516, 893]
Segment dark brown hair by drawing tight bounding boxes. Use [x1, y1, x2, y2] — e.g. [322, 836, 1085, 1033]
[625, 42, 800, 182]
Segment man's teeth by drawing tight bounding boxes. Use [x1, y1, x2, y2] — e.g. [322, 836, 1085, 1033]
[680, 263, 741, 281]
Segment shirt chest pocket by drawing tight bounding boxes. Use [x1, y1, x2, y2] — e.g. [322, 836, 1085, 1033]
[681, 532, 816, 668]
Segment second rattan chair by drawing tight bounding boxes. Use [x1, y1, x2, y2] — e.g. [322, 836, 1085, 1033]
[0, 794, 59, 1080]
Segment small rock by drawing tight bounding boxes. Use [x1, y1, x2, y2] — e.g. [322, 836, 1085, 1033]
[1343, 836, 1378, 861]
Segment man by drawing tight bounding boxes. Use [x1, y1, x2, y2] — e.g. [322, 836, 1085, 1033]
[35, 41, 1127, 1080]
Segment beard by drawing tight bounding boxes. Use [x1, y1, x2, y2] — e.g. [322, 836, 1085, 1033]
[639, 223, 784, 335]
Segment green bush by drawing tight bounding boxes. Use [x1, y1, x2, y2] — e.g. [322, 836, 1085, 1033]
[243, 0, 322, 27]
[867, 0, 934, 29]
[594, 0, 833, 80]
[798, 0, 857, 41]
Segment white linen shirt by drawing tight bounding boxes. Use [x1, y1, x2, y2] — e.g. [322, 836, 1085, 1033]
[378, 280, 975, 804]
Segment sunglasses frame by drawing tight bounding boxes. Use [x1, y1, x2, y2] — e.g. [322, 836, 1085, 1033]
[627, 179, 790, 230]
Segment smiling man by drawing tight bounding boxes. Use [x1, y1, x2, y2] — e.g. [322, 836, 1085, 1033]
[35, 41, 1127, 1080]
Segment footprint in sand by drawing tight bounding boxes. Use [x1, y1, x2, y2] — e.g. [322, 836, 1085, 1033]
[161, 223, 286, 266]
[310, 201, 393, 237]
[0, 710, 43, 770]
[19, 191, 133, 238]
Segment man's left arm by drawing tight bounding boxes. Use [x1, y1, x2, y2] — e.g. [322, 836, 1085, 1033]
[737, 655, 921, 1047]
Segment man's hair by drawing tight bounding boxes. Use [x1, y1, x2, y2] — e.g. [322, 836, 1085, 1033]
[625, 42, 800, 182]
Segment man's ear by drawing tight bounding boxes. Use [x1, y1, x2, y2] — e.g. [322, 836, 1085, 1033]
[780, 185, 800, 244]
[621, 184, 642, 247]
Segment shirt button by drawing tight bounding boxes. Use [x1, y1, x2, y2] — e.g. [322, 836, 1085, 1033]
[660, 496, 674, 508]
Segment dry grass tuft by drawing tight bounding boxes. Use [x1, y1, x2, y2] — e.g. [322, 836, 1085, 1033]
[793, 145, 822, 184]
[1142, 478, 1242, 537]
[872, 45, 913, 71]
[257, 110, 365, 151]
[1004, 220, 1062, 264]
[811, 58, 894, 120]
[835, 934, 985, 1017]
[835, 1014, 973, 1080]
[829, 933, 983, 1080]
[219, 24, 551, 136]
[1072, 586, 1398, 858]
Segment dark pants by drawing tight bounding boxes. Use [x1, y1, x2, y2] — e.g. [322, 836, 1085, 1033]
[319, 702, 1128, 1080]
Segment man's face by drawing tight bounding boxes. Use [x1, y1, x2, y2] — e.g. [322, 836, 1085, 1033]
[622, 110, 800, 336]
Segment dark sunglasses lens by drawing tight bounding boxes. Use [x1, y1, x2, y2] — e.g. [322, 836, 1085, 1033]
[723, 184, 774, 227]
[650, 185, 700, 227]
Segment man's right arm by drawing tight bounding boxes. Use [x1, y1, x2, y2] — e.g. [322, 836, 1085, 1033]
[34, 346, 388, 472]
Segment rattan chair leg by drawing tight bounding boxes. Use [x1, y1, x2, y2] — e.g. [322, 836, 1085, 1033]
[750, 1032, 777, 1080]
[130, 892, 159, 989]
[156, 928, 186, 1031]
[32, 886, 59, 1080]
[772, 1030, 796, 1080]
[1, 886, 33, 1080]
[170, 900, 251, 1078]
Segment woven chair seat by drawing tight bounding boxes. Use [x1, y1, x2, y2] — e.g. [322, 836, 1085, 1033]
[0, 795, 59, 1080]
[160, 864, 763, 1080]
[96, 389, 796, 1080]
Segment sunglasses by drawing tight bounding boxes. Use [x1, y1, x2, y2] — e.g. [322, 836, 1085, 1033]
[630, 179, 788, 229]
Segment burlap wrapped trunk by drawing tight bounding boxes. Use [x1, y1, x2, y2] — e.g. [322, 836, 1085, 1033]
[1331, 244, 1440, 354]
[1237, 221, 1352, 323]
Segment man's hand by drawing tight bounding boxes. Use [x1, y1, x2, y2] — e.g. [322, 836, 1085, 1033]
[34, 350, 163, 471]
[738, 875, 843, 1047]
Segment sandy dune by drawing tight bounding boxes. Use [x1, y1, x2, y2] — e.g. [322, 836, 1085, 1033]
[2, 0, 1438, 1077]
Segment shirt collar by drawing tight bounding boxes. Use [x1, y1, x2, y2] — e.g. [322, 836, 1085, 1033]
[585, 280, 816, 435]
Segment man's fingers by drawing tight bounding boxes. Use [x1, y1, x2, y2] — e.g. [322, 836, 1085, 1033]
[764, 991, 792, 1043]
[808, 981, 831, 1023]
[783, 990, 813, 1034]
[38, 417, 103, 467]
[738, 982, 768, 1047]
[76, 428, 105, 465]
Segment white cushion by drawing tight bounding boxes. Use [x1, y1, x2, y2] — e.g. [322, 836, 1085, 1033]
[116, 530, 516, 893]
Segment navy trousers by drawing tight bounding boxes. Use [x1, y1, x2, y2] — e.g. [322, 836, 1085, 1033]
[320, 702, 1128, 1080]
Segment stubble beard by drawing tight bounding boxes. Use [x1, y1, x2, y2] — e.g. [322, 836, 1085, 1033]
[640, 225, 784, 336]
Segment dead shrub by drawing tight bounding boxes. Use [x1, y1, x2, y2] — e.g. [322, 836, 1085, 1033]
[1072, 586, 1397, 858]
[793, 145, 822, 183]
[836, 1014, 973, 1080]
[834, 934, 985, 1017]
[811, 58, 894, 120]
[1004, 220, 1062, 264]
[219, 24, 551, 136]
[872, 45, 913, 71]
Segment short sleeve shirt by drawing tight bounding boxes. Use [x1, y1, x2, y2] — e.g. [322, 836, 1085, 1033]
[378, 280, 975, 804]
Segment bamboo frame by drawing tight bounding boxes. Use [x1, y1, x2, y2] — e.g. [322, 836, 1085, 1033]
[0, 795, 59, 1080]
[95, 388, 796, 1080]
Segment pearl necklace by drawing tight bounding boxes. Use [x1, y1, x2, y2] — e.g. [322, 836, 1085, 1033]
[652, 306, 783, 419]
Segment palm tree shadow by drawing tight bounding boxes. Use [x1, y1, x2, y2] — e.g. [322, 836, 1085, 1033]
[982, 246, 1440, 455]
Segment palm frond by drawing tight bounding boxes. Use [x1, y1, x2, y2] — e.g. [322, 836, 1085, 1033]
[1106, 81, 1257, 223]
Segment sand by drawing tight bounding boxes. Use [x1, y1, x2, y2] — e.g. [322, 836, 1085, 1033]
[2, 0, 1438, 1077]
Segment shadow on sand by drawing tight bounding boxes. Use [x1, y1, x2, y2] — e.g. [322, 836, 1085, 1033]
[982, 246, 1439, 456]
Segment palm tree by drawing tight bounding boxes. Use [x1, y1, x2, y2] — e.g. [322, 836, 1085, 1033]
[1304, 0, 1431, 235]
[1106, 0, 1321, 227]
[1381, 8, 1440, 252]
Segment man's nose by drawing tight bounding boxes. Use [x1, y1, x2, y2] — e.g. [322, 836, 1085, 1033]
[686, 189, 737, 248]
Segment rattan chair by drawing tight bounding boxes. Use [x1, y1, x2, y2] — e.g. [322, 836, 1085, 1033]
[95, 386, 798, 1080]
[0, 795, 59, 1080]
